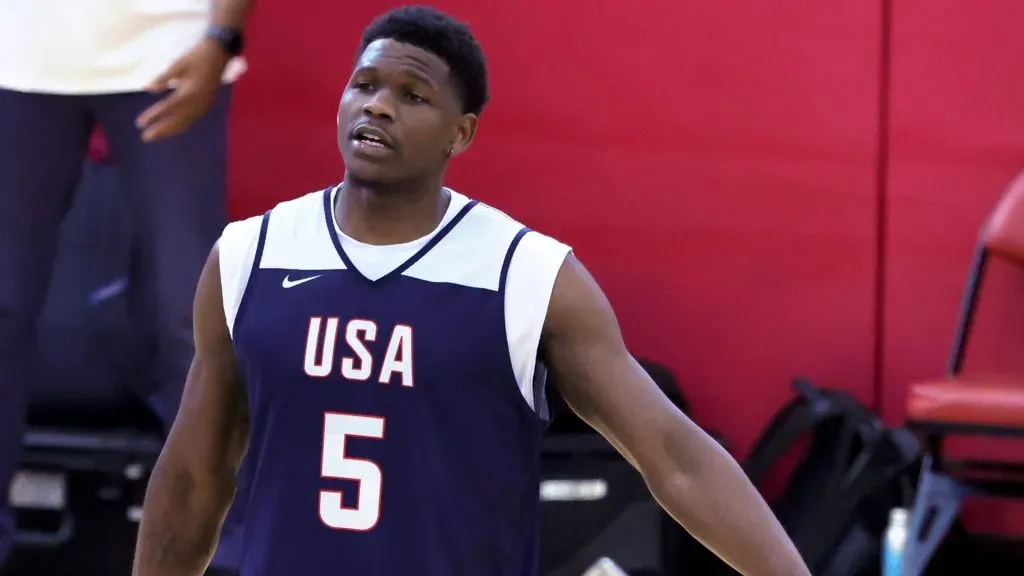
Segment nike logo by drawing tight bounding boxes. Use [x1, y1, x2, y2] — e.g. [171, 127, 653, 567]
[282, 274, 322, 289]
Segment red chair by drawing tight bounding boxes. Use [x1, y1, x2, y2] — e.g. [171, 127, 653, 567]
[903, 170, 1024, 575]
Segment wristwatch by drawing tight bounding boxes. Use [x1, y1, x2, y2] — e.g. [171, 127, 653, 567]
[206, 25, 245, 56]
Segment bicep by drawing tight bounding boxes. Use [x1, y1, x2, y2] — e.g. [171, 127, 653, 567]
[161, 245, 249, 478]
[542, 255, 699, 473]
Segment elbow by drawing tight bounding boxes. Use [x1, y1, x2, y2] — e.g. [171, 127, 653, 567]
[637, 428, 735, 515]
[641, 466, 716, 534]
[643, 465, 699, 506]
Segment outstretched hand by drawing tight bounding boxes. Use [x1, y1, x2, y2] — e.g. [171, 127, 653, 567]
[136, 39, 230, 142]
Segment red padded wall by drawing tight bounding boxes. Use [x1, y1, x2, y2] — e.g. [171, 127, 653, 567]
[227, 1, 884, 458]
[882, 0, 1024, 535]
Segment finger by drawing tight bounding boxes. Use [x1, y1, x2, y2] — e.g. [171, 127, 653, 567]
[142, 106, 196, 142]
[135, 97, 172, 130]
[136, 84, 192, 129]
[141, 97, 194, 141]
[141, 117, 187, 142]
[144, 60, 185, 93]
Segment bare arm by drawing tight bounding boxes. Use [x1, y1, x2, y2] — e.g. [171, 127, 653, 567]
[132, 246, 249, 576]
[542, 254, 809, 576]
[137, 0, 254, 141]
[211, 0, 255, 28]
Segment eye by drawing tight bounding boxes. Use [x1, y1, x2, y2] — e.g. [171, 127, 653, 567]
[355, 82, 374, 92]
[406, 92, 427, 104]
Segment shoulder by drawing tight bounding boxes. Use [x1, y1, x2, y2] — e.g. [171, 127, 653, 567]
[454, 195, 573, 289]
[463, 195, 573, 264]
[215, 187, 327, 335]
[218, 214, 264, 256]
[267, 188, 329, 223]
[216, 215, 264, 338]
[217, 187, 326, 253]
[462, 196, 572, 300]
[247, 187, 343, 271]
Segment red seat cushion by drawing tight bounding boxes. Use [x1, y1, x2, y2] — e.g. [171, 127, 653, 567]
[908, 376, 1024, 426]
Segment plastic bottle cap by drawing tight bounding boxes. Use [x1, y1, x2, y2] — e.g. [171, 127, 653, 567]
[889, 507, 909, 527]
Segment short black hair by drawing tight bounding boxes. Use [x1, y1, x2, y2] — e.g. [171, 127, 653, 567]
[359, 6, 489, 116]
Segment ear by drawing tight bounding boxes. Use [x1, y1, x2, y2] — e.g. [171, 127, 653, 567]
[448, 113, 479, 158]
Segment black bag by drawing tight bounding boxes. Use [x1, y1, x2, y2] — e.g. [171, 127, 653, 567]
[540, 360, 709, 575]
[540, 359, 691, 576]
[29, 161, 153, 429]
[698, 379, 920, 576]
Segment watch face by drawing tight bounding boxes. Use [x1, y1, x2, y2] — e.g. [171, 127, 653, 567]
[227, 34, 243, 54]
[209, 26, 243, 55]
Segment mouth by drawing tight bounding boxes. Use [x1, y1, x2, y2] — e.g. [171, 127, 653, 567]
[350, 125, 395, 150]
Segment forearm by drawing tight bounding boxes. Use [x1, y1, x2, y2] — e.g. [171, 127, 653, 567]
[211, 0, 254, 28]
[646, 431, 809, 576]
[132, 460, 235, 576]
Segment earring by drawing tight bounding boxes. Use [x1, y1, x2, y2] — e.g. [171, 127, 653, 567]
[446, 145, 454, 157]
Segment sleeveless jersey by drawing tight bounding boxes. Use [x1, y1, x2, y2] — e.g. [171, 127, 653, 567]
[218, 186, 571, 576]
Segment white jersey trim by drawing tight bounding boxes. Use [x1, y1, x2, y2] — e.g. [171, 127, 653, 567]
[218, 214, 263, 339]
[503, 231, 571, 409]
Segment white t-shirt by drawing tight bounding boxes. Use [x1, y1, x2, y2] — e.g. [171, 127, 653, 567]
[0, 0, 245, 94]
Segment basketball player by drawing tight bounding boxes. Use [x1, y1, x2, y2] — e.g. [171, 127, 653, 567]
[133, 7, 810, 576]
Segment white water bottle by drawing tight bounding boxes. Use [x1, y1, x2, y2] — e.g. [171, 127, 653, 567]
[582, 557, 629, 576]
[883, 507, 909, 576]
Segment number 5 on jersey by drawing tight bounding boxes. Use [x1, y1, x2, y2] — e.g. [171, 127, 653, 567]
[319, 412, 386, 531]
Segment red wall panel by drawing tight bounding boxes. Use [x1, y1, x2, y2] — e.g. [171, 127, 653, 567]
[227, 1, 884, 457]
[883, 0, 1024, 534]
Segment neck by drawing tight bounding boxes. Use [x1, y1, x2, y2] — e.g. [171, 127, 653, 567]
[335, 174, 451, 245]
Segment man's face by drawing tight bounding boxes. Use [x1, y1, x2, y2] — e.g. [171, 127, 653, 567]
[338, 39, 475, 184]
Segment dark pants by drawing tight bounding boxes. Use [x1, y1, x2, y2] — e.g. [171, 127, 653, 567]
[0, 87, 242, 568]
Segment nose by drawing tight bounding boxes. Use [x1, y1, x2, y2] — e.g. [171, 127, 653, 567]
[362, 90, 395, 121]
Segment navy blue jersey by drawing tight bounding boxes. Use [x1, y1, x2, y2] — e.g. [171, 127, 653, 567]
[217, 186, 571, 576]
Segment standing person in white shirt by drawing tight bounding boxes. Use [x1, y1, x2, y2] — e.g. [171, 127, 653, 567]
[0, 1, 253, 573]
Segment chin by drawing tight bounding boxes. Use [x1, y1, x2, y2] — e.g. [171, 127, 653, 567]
[343, 161, 401, 187]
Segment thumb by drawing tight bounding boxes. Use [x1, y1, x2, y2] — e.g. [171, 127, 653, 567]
[145, 58, 186, 93]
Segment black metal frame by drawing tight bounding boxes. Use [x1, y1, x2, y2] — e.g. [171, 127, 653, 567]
[947, 246, 989, 376]
[907, 243, 1024, 497]
[20, 427, 162, 474]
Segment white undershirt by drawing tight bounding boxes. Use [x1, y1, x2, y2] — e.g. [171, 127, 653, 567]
[331, 188, 470, 281]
